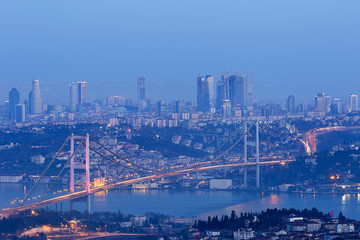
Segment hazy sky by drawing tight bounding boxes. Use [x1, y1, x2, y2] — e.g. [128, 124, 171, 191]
[0, 0, 359, 105]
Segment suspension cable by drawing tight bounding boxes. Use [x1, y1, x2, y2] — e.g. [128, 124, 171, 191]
[89, 135, 153, 172]
[38, 136, 86, 203]
[211, 122, 255, 163]
[89, 147, 150, 173]
[21, 136, 71, 206]
[212, 124, 244, 155]
[259, 122, 282, 161]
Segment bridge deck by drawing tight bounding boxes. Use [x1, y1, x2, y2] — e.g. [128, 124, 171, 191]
[0, 160, 293, 216]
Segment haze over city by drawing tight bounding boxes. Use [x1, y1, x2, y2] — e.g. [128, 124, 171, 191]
[2, 1, 360, 239]
[1, 0, 359, 104]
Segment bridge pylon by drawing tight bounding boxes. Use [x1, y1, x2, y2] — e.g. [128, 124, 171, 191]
[70, 134, 91, 194]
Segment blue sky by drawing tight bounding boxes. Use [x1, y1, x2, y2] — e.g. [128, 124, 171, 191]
[0, 0, 359, 104]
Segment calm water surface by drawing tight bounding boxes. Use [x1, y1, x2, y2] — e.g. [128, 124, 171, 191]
[1, 183, 360, 220]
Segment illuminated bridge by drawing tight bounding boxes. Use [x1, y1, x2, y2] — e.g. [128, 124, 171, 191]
[0, 120, 293, 216]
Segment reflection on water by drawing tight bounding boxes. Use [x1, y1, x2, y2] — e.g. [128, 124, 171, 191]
[1, 183, 360, 220]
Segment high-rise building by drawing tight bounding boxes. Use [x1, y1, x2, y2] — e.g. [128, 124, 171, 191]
[29, 79, 42, 114]
[221, 99, 232, 118]
[77, 82, 87, 107]
[197, 75, 213, 112]
[158, 100, 168, 117]
[286, 95, 296, 114]
[228, 74, 250, 109]
[137, 77, 146, 110]
[15, 103, 26, 123]
[175, 100, 185, 114]
[70, 82, 76, 112]
[205, 75, 214, 106]
[331, 99, 343, 114]
[8, 88, 20, 120]
[216, 75, 229, 111]
[349, 93, 358, 112]
[315, 93, 326, 113]
[138, 76, 146, 101]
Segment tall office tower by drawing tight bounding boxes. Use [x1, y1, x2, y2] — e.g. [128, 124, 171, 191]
[315, 93, 326, 113]
[70, 82, 76, 112]
[205, 75, 214, 105]
[175, 100, 185, 114]
[158, 100, 168, 117]
[221, 99, 232, 118]
[324, 95, 331, 113]
[331, 99, 343, 114]
[349, 93, 359, 112]
[137, 76, 146, 110]
[138, 76, 146, 101]
[8, 88, 20, 120]
[286, 95, 296, 114]
[29, 79, 42, 114]
[228, 74, 249, 108]
[197, 75, 210, 112]
[77, 82, 87, 107]
[216, 75, 231, 111]
[247, 79, 253, 106]
[216, 81, 225, 110]
[15, 103, 26, 123]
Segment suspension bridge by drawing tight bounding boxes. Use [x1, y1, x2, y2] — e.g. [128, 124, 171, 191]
[0, 120, 294, 216]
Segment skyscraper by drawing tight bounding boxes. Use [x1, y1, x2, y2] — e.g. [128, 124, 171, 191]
[221, 99, 232, 118]
[315, 93, 331, 114]
[228, 74, 250, 109]
[137, 77, 146, 110]
[8, 88, 20, 120]
[158, 100, 168, 117]
[205, 75, 214, 106]
[175, 100, 185, 114]
[70, 82, 76, 112]
[138, 76, 146, 101]
[197, 75, 213, 112]
[349, 93, 358, 112]
[216, 75, 230, 111]
[77, 82, 87, 107]
[15, 103, 26, 123]
[29, 79, 42, 114]
[286, 95, 296, 114]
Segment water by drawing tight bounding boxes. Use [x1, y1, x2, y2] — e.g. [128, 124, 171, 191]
[1, 183, 360, 220]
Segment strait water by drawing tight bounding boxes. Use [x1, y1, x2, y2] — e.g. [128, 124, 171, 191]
[1, 183, 360, 220]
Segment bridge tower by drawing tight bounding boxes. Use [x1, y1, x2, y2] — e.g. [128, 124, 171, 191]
[243, 120, 248, 188]
[256, 119, 260, 189]
[70, 134, 91, 194]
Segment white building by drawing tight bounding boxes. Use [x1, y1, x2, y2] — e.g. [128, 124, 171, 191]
[336, 223, 354, 233]
[349, 93, 359, 112]
[210, 179, 232, 189]
[234, 229, 255, 240]
[31, 155, 45, 165]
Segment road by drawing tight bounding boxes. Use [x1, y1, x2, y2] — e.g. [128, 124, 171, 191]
[0, 160, 292, 216]
[301, 126, 360, 155]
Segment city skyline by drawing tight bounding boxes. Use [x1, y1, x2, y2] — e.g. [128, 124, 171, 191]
[0, 0, 359, 104]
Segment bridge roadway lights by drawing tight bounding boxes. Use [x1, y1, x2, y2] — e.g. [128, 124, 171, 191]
[70, 134, 91, 194]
